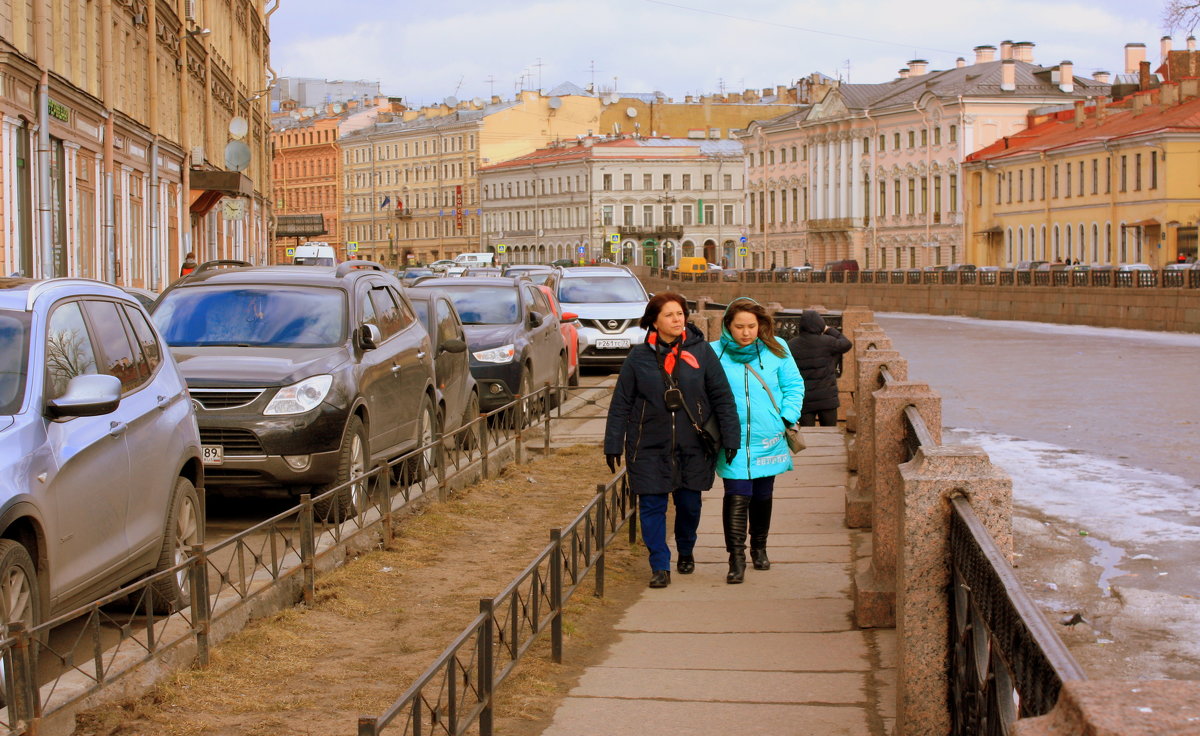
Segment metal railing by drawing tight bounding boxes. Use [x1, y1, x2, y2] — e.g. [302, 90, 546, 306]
[0, 383, 601, 735]
[647, 266, 1200, 289]
[356, 468, 634, 736]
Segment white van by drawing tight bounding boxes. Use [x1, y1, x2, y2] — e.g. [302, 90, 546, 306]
[447, 252, 495, 276]
[293, 243, 337, 266]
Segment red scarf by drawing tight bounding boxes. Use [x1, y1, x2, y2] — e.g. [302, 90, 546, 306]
[648, 330, 699, 374]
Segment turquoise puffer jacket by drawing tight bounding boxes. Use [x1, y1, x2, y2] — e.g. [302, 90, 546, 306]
[712, 335, 805, 480]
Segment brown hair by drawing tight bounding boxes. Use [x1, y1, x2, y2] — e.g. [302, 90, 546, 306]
[639, 292, 689, 330]
[723, 298, 786, 357]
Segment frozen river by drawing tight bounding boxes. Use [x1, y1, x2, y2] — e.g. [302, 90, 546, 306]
[876, 313, 1200, 597]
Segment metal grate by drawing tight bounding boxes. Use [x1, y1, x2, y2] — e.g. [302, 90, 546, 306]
[199, 428, 265, 455]
[189, 388, 265, 410]
[581, 318, 633, 334]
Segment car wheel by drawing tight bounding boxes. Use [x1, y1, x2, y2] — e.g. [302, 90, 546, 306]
[458, 391, 481, 451]
[567, 359, 580, 387]
[0, 540, 40, 635]
[149, 477, 202, 614]
[519, 366, 538, 426]
[315, 415, 369, 519]
[551, 356, 569, 408]
[402, 396, 437, 485]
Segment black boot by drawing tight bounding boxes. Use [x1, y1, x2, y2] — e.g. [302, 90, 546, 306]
[749, 496, 773, 570]
[676, 554, 695, 574]
[723, 495, 750, 584]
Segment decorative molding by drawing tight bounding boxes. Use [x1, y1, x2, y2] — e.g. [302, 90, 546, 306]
[156, 18, 181, 57]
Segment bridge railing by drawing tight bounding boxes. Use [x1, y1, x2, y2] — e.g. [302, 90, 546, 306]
[649, 266, 1200, 288]
[0, 383, 600, 735]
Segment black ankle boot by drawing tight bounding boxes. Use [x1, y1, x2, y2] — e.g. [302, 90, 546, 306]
[676, 554, 695, 574]
[723, 495, 750, 584]
[749, 496, 773, 571]
[649, 570, 671, 588]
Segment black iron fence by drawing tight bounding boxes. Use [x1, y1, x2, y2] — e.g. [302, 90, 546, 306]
[0, 383, 607, 735]
[650, 267, 1200, 289]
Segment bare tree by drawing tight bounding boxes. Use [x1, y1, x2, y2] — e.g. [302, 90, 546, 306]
[45, 328, 95, 397]
[1165, 0, 1200, 31]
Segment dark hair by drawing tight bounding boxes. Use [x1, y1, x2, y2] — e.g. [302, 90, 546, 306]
[639, 292, 688, 330]
[723, 298, 786, 358]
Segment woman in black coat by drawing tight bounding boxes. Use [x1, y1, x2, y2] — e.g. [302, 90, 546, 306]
[604, 293, 740, 588]
[787, 310, 852, 427]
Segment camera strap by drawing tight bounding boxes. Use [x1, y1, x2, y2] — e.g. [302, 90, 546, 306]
[654, 340, 707, 437]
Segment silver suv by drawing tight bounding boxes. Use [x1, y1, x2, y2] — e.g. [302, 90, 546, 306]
[548, 266, 648, 368]
[0, 278, 204, 632]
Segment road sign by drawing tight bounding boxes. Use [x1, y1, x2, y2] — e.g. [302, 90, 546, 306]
[738, 246, 748, 256]
[347, 241, 359, 253]
[608, 233, 620, 244]
[497, 244, 508, 253]
[739, 236, 747, 243]
[577, 246, 586, 254]
[285, 247, 295, 257]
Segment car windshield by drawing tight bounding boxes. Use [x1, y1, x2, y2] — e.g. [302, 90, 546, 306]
[434, 286, 519, 324]
[558, 276, 646, 304]
[0, 310, 30, 415]
[410, 299, 430, 329]
[154, 286, 346, 347]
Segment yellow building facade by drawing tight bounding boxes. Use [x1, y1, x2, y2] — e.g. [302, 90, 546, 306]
[0, 0, 273, 286]
[965, 82, 1200, 267]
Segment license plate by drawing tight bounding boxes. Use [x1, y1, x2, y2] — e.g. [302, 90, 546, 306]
[595, 339, 630, 349]
[201, 445, 225, 466]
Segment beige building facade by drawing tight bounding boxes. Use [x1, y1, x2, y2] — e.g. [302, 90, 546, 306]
[0, 0, 273, 287]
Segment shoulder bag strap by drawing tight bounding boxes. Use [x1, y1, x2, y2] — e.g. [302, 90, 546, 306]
[745, 364, 784, 418]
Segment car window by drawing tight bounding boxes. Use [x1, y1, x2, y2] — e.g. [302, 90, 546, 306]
[433, 285, 519, 325]
[435, 298, 460, 343]
[45, 301, 99, 400]
[154, 286, 346, 347]
[359, 287, 378, 329]
[123, 305, 163, 375]
[368, 285, 414, 340]
[0, 310, 31, 414]
[558, 276, 646, 304]
[85, 300, 146, 393]
[525, 285, 551, 317]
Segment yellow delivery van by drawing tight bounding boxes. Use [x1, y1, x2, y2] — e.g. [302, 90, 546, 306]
[677, 257, 709, 273]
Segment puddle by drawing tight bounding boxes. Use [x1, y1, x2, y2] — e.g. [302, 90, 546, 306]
[1083, 535, 1126, 595]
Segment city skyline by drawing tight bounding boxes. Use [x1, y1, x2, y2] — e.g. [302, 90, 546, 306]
[270, 0, 1164, 105]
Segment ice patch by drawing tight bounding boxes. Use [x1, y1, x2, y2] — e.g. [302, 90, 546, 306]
[877, 312, 1200, 348]
[946, 428, 1200, 547]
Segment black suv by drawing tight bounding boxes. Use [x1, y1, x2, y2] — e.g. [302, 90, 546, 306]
[152, 261, 438, 514]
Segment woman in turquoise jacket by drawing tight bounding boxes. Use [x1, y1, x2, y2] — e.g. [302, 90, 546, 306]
[712, 298, 805, 583]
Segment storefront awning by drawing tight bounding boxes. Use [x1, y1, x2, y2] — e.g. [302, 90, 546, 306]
[973, 226, 1002, 235]
[276, 214, 327, 238]
[189, 170, 254, 216]
[1123, 218, 1160, 228]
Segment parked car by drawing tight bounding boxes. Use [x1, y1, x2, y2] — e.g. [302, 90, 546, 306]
[503, 264, 558, 285]
[412, 277, 567, 412]
[535, 284, 580, 386]
[1015, 260, 1048, 270]
[293, 243, 337, 266]
[545, 265, 649, 369]
[152, 261, 439, 516]
[1118, 263, 1153, 271]
[0, 277, 204, 633]
[946, 264, 977, 272]
[428, 260, 456, 273]
[1165, 262, 1200, 270]
[550, 258, 576, 268]
[122, 286, 159, 311]
[462, 267, 504, 278]
[396, 268, 435, 286]
[824, 259, 860, 272]
[403, 288, 480, 445]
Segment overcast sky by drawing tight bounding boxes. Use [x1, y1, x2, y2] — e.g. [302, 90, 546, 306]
[268, 0, 1169, 106]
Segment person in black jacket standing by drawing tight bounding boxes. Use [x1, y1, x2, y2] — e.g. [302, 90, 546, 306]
[787, 310, 853, 427]
[604, 293, 740, 588]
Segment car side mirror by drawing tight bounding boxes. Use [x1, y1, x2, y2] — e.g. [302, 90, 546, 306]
[441, 337, 466, 353]
[561, 312, 578, 322]
[359, 323, 382, 350]
[45, 373, 121, 419]
[527, 312, 544, 328]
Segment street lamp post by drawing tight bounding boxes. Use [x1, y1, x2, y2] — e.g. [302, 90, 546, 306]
[656, 192, 676, 269]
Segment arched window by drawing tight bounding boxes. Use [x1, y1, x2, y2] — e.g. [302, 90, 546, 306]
[1017, 227, 1025, 262]
[1065, 225, 1072, 260]
[1105, 223, 1113, 262]
[1040, 225, 1047, 260]
[1006, 228, 1014, 263]
[1053, 225, 1061, 260]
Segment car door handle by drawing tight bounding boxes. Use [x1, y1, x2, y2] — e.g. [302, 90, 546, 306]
[416, 351, 427, 359]
[108, 421, 128, 438]
[156, 394, 176, 411]
[391, 364, 402, 374]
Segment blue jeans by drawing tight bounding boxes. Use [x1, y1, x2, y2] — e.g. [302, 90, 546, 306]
[722, 476, 776, 500]
[639, 489, 703, 572]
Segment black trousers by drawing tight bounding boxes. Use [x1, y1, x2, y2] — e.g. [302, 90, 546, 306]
[799, 408, 838, 427]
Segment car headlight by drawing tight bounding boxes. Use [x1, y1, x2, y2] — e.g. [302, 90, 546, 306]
[472, 344, 515, 363]
[264, 375, 334, 415]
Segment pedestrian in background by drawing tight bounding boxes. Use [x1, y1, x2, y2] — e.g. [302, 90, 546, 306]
[604, 293, 739, 589]
[713, 298, 804, 583]
[179, 252, 197, 278]
[788, 310, 852, 427]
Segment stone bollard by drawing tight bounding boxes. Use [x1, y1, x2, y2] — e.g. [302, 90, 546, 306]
[837, 306, 874, 424]
[1012, 680, 1200, 735]
[853, 379, 940, 629]
[894, 443, 1009, 735]
[847, 350, 906, 529]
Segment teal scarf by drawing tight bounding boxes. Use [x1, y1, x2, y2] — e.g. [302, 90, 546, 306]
[719, 329, 763, 365]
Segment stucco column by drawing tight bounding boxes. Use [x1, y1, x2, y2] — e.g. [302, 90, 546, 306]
[63, 142, 80, 276]
[1, 116, 21, 276]
[853, 379, 941, 629]
[850, 135, 862, 222]
[895, 444, 1010, 735]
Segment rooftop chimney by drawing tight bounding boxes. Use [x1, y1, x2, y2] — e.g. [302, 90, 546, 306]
[1000, 40, 1014, 60]
[974, 45, 997, 64]
[1133, 93, 1145, 114]
[1139, 59, 1152, 90]
[1162, 35, 1173, 62]
[1125, 42, 1147, 75]
[1094, 71, 1112, 84]
[1189, 36, 1197, 51]
[1096, 95, 1108, 120]
[1013, 42, 1036, 63]
[1182, 77, 1200, 100]
[1000, 59, 1016, 91]
[1059, 60, 1074, 93]
[1162, 81, 1180, 106]
[908, 59, 929, 76]
[956, 57, 966, 68]
[1073, 99, 1086, 128]
[898, 68, 910, 79]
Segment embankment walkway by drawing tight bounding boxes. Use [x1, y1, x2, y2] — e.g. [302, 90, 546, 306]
[538, 427, 895, 736]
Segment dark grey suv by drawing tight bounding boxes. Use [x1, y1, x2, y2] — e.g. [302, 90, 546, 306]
[153, 261, 438, 514]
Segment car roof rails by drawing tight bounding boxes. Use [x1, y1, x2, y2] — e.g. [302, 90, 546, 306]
[25, 277, 125, 310]
[335, 260, 385, 277]
[191, 259, 253, 277]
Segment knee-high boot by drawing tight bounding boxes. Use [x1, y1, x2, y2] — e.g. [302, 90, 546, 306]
[723, 494, 750, 584]
[749, 496, 773, 570]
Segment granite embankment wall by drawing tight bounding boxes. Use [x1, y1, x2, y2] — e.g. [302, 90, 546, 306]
[634, 271, 1200, 333]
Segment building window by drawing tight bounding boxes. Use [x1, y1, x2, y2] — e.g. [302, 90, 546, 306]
[1091, 159, 1098, 195]
[879, 134, 886, 151]
[1120, 155, 1127, 191]
[682, 174, 691, 189]
[602, 205, 613, 226]
[879, 180, 887, 217]
[1105, 158, 1111, 194]
[908, 131, 915, 148]
[949, 174, 958, 212]
[643, 205, 653, 226]
[1078, 161, 1084, 197]
[662, 174, 672, 190]
[1007, 171, 1013, 204]
[1017, 170, 1024, 202]
[1053, 165, 1060, 198]
[643, 173, 652, 190]
[862, 137, 870, 153]
[921, 177, 928, 213]
[995, 173, 1003, 205]
[894, 133, 901, 150]
[623, 173, 632, 190]
[663, 205, 674, 226]
[894, 179, 902, 215]
[1134, 153, 1142, 190]
[683, 204, 693, 226]
[791, 146, 798, 162]
[1150, 151, 1158, 189]
[723, 204, 735, 225]
[908, 178, 916, 215]
[768, 151, 775, 165]
[933, 127, 941, 146]
[704, 174, 713, 190]
[723, 174, 732, 189]
[622, 205, 634, 226]
[769, 191, 776, 224]
[1065, 164, 1071, 198]
[603, 174, 612, 191]
[749, 193, 755, 227]
[920, 129, 928, 147]
[704, 204, 714, 224]
[933, 175, 942, 214]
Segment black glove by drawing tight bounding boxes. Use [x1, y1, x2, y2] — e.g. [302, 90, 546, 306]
[606, 454, 622, 472]
[782, 418, 793, 429]
[724, 448, 738, 464]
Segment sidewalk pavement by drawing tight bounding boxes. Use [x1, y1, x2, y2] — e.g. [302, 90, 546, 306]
[539, 427, 896, 736]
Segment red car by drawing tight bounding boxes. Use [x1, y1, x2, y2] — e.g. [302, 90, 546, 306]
[536, 284, 579, 385]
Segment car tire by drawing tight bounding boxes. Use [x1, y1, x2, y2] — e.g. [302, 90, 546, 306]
[568, 360, 580, 387]
[0, 540, 40, 635]
[149, 477, 202, 614]
[551, 355, 569, 408]
[401, 396, 437, 486]
[457, 391, 481, 451]
[316, 415, 369, 519]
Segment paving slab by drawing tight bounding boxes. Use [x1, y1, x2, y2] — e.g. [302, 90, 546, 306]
[540, 698, 871, 736]
[616, 598, 854, 633]
[566, 667, 868, 703]
[693, 532, 851, 548]
[684, 545, 850, 563]
[620, 562, 851, 600]
[597, 631, 871, 671]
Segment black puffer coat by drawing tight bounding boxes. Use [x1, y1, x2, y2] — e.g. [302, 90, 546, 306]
[787, 310, 853, 413]
[604, 324, 739, 494]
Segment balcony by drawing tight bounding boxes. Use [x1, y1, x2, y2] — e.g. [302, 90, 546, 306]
[617, 225, 685, 240]
[806, 217, 866, 232]
[394, 208, 413, 220]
